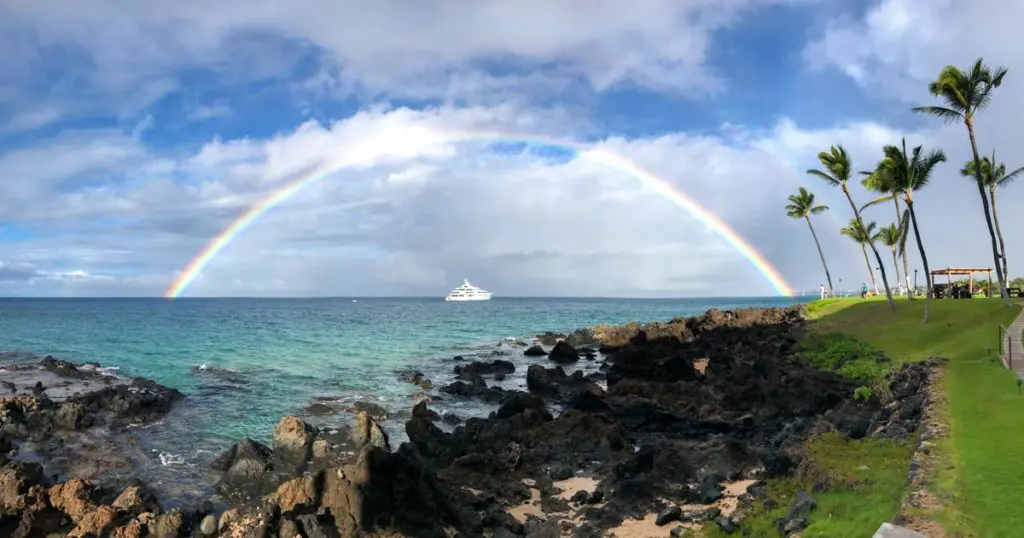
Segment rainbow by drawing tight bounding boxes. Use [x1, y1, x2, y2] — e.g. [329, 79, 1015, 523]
[164, 131, 796, 298]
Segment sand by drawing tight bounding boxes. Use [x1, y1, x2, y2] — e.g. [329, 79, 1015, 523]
[607, 513, 700, 537]
[507, 487, 544, 523]
[504, 474, 757, 534]
[554, 476, 600, 501]
[604, 479, 757, 536]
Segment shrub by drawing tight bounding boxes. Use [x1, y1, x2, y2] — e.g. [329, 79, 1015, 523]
[792, 333, 889, 382]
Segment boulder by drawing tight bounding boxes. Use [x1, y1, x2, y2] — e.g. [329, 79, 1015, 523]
[524, 345, 548, 357]
[210, 438, 276, 499]
[548, 341, 580, 364]
[353, 411, 390, 451]
[348, 401, 388, 420]
[454, 360, 516, 377]
[272, 416, 316, 475]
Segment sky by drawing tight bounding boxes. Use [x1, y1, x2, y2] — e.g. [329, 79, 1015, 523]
[2, 0, 1023, 298]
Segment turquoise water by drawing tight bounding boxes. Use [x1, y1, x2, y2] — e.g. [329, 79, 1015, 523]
[0, 296, 806, 503]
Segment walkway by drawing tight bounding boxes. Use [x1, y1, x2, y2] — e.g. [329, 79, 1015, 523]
[1003, 307, 1024, 371]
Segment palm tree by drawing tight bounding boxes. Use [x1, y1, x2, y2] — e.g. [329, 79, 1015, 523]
[960, 152, 1024, 279]
[808, 145, 897, 311]
[873, 222, 904, 296]
[841, 219, 878, 294]
[785, 187, 834, 295]
[869, 139, 946, 322]
[861, 170, 914, 299]
[912, 58, 1011, 306]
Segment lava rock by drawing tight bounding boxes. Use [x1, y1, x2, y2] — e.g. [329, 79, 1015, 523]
[524, 345, 548, 357]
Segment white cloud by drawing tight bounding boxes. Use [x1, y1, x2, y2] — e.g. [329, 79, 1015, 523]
[186, 103, 232, 122]
[0, 103, 863, 298]
[6, 0, 1024, 299]
[803, 0, 1024, 102]
[1, 105, 64, 133]
[1, 0, 811, 116]
[6, 95, 1021, 298]
[802, 0, 1024, 283]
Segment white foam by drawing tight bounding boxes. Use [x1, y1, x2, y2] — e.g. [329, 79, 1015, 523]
[159, 452, 187, 466]
[127, 420, 164, 429]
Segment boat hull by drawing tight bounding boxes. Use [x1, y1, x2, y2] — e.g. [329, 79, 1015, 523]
[444, 294, 493, 302]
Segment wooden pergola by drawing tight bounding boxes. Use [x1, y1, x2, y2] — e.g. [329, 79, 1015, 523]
[930, 267, 993, 298]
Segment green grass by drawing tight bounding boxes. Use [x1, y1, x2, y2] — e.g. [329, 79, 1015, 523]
[703, 432, 914, 537]
[802, 298, 1023, 537]
[706, 298, 1022, 537]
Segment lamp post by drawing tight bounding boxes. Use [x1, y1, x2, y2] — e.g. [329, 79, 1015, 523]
[914, 269, 919, 294]
[838, 278, 843, 298]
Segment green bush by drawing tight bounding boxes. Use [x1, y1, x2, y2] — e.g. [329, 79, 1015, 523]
[792, 332, 889, 382]
[838, 359, 889, 381]
[853, 385, 873, 401]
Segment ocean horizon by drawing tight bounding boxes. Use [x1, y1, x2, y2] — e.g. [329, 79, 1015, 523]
[0, 294, 814, 300]
[0, 295, 811, 506]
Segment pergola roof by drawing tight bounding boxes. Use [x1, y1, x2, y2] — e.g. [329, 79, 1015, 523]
[930, 267, 993, 276]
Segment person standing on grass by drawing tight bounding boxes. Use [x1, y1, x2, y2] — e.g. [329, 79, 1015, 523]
[820, 284, 827, 299]
[861, 282, 869, 299]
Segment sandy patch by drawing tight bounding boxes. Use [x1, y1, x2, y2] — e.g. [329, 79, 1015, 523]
[507, 478, 755, 533]
[718, 479, 756, 517]
[607, 513, 699, 537]
[554, 476, 600, 500]
[508, 488, 544, 523]
[694, 358, 709, 374]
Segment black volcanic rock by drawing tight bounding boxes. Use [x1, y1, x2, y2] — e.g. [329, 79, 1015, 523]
[548, 341, 580, 364]
[524, 345, 548, 357]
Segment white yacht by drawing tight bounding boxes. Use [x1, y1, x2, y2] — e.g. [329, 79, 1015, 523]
[444, 279, 493, 302]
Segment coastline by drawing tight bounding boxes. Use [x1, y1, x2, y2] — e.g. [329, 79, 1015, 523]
[0, 303, 930, 537]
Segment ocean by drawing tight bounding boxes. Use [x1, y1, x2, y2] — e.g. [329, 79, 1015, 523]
[0, 296, 807, 505]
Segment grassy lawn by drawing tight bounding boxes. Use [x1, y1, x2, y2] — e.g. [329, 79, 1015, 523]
[802, 297, 1023, 537]
[704, 297, 1022, 537]
[703, 432, 915, 537]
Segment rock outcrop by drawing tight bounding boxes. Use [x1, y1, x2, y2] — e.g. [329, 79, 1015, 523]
[0, 306, 937, 537]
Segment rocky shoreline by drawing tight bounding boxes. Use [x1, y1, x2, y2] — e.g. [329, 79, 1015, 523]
[0, 306, 934, 537]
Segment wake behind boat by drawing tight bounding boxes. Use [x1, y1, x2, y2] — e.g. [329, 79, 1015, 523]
[445, 279, 493, 302]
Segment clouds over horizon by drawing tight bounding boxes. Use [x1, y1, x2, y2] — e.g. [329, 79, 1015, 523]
[2, 0, 1023, 297]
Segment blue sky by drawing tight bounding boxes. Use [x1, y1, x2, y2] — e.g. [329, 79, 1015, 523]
[1, 0, 1023, 297]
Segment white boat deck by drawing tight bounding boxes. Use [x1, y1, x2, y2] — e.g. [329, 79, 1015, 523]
[445, 279, 493, 301]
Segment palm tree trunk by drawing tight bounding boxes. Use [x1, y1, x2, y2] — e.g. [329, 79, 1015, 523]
[860, 244, 877, 293]
[990, 186, 1009, 279]
[843, 185, 896, 311]
[893, 197, 913, 299]
[907, 199, 933, 323]
[902, 251, 913, 299]
[966, 118, 1011, 306]
[805, 216, 834, 295]
[891, 248, 902, 294]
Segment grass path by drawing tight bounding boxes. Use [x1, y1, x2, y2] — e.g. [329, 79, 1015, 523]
[807, 298, 1022, 536]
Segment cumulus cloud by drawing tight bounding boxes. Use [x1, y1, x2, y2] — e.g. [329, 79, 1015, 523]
[803, 0, 1024, 281]
[3, 0, 1023, 298]
[1, 100, 874, 298]
[0, 0, 814, 121]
